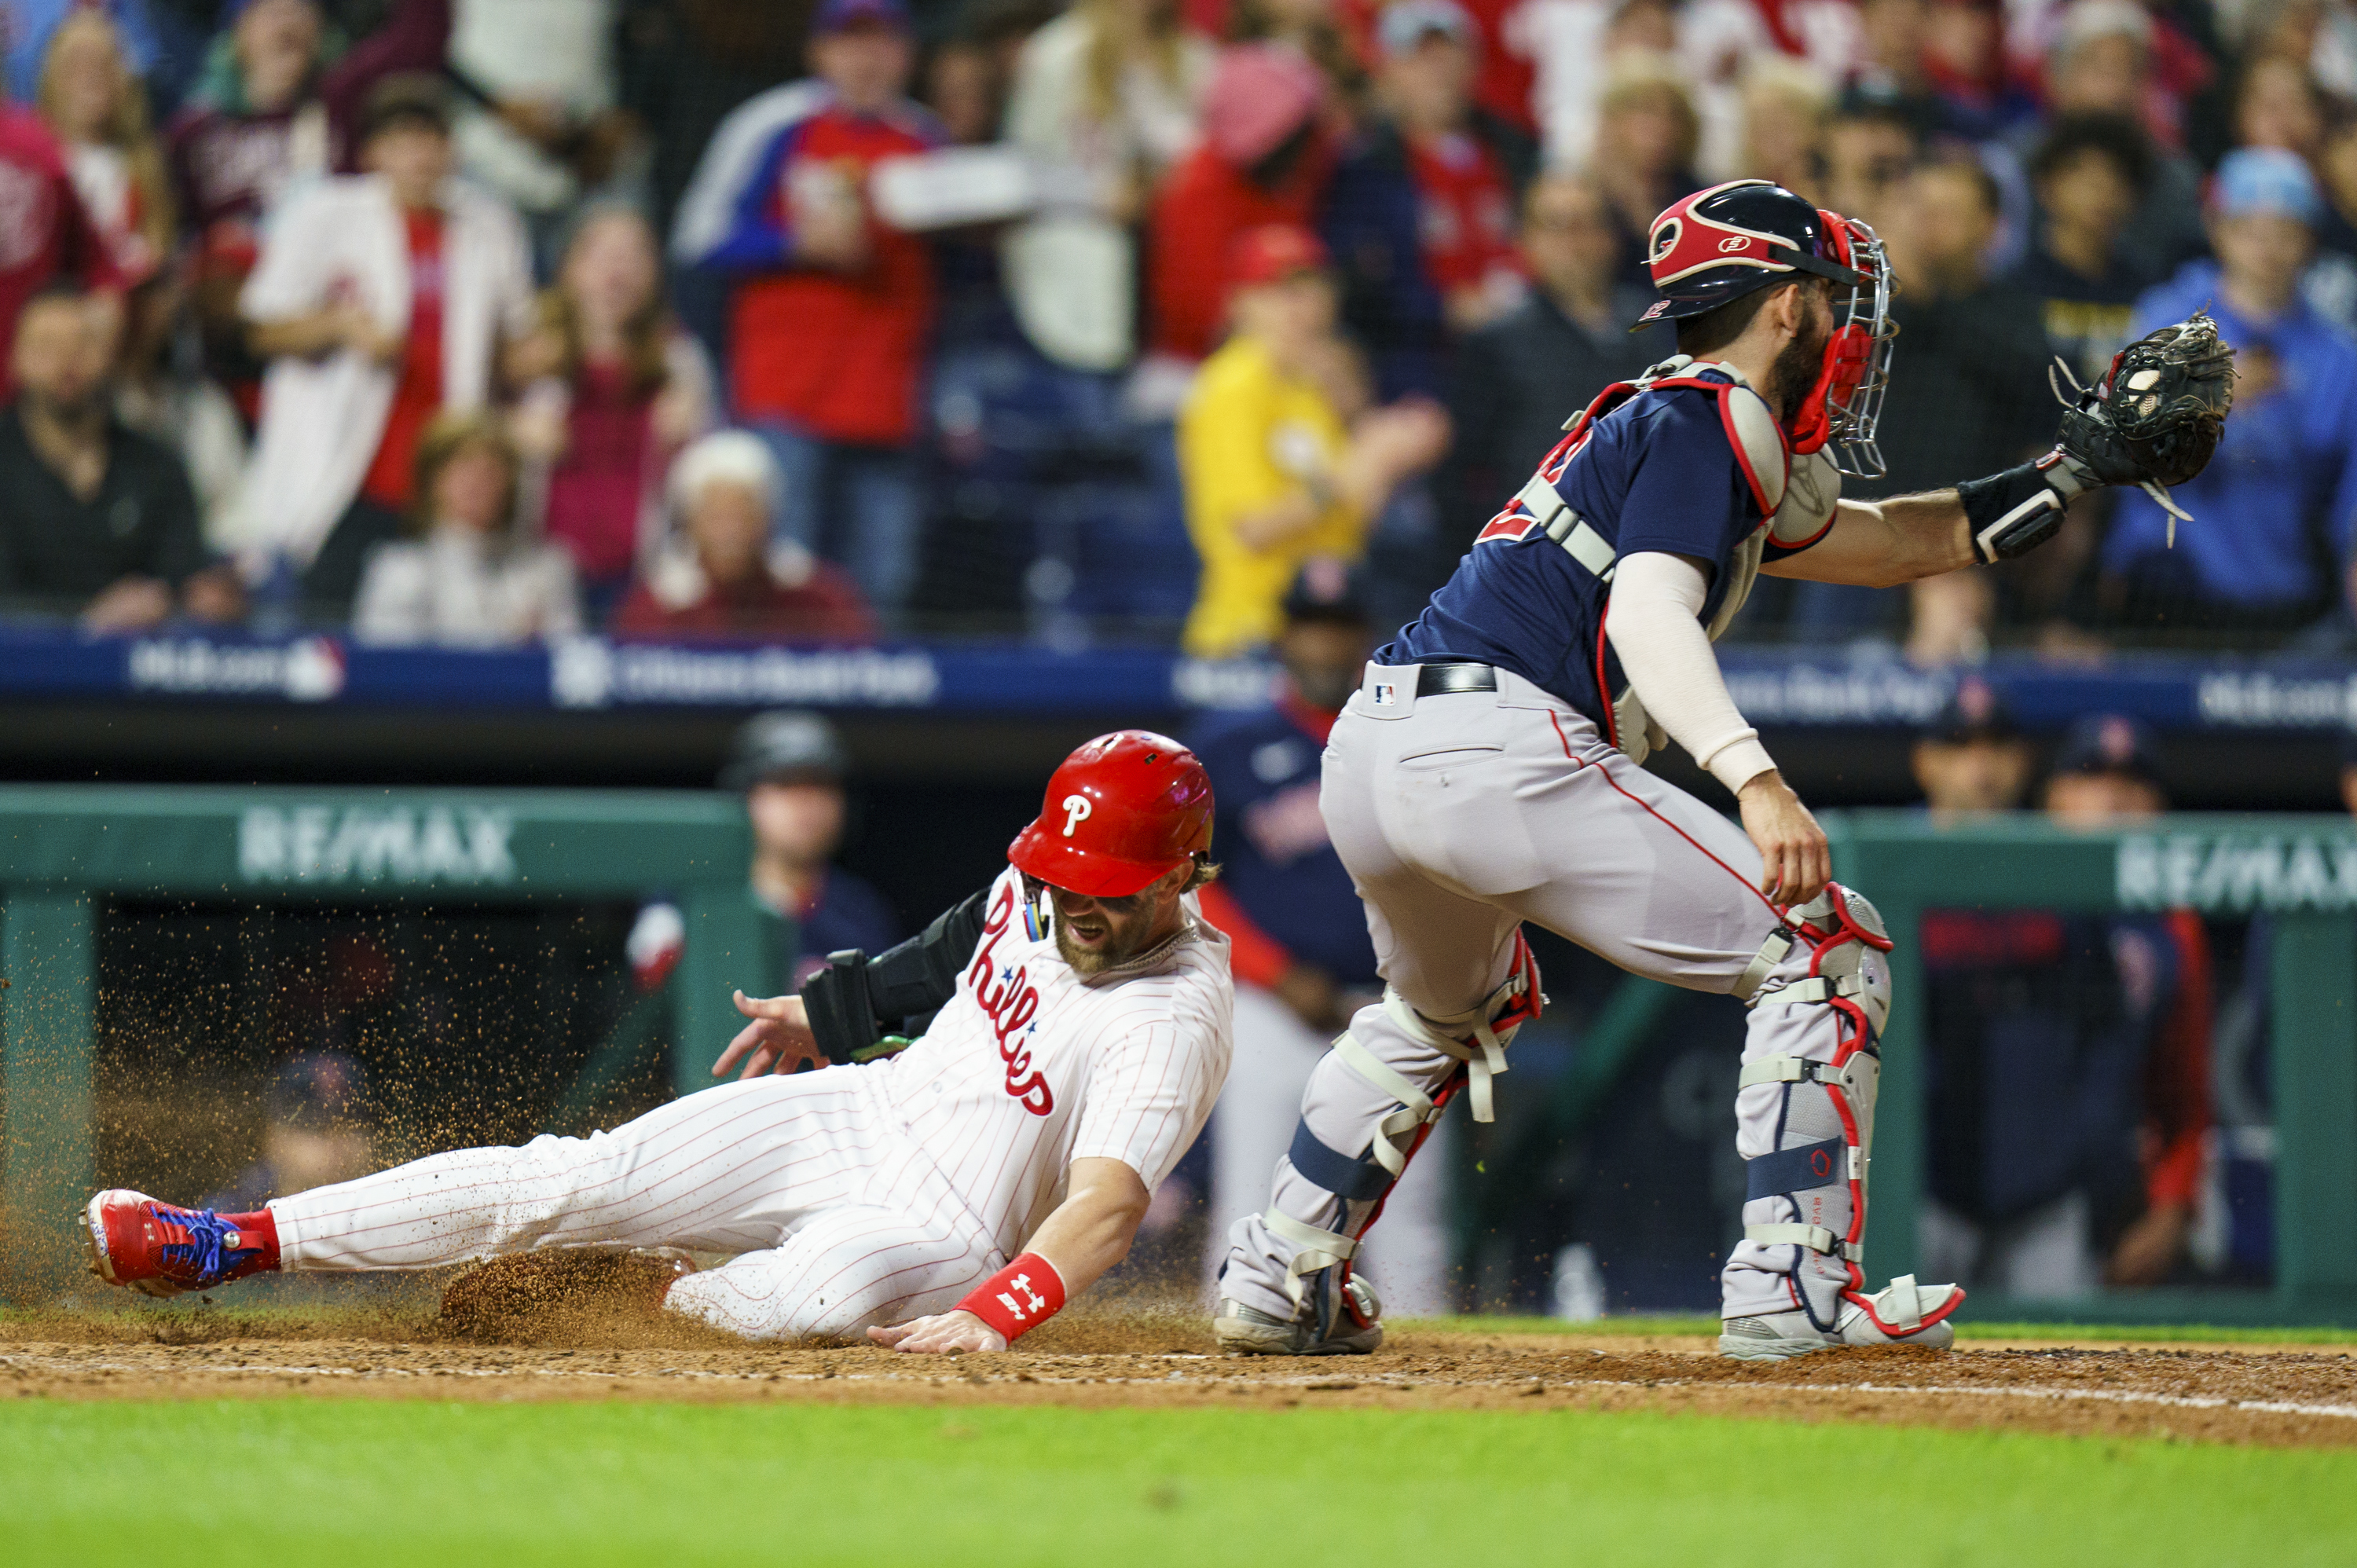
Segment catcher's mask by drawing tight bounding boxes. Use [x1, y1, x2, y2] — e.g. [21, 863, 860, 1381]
[1637, 180, 1897, 478]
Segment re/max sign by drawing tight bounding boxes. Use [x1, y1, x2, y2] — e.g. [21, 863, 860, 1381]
[2117, 833, 2357, 912]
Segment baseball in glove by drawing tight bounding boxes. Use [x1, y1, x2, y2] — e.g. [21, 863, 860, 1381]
[2052, 310, 2237, 544]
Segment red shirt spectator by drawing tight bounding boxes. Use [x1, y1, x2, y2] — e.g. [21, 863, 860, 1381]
[0, 104, 116, 396]
[1406, 134, 1519, 295]
[671, 0, 940, 447]
[361, 207, 445, 509]
[1148, 44, 1332, 361]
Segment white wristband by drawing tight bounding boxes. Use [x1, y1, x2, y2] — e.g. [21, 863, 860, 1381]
[1703, 736, 1776, 794]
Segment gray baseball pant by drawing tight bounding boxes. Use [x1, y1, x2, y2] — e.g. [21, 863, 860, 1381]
[1217, 664, 1869, 1326]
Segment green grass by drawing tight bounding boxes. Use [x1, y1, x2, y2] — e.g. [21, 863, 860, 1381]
[1401, 1314, 2357, 1345]
[5, 1399, 2349, 1566]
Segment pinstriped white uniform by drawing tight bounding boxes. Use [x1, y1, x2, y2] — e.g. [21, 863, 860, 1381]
[270, 868, 1233, 1341]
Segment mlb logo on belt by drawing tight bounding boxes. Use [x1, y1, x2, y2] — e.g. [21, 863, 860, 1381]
[1372, 683, 1398, 707]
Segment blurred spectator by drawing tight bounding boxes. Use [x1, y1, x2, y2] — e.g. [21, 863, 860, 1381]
[1591, 55, 1701, 288]
[1147, 43, 1332, 367]
[0, 79, 117, 396]
[0, 284, 241, 629]
[236, 74, 534, 616]
[1445, 171, 1664, 535]
[2044, 709, 2165, 821]
[510, 206, 716, 619]
[1817, 94, 1920, 234]
[613, 429, 875, 641]
[37, 9, 172, 286]
[1176, 225, 1446, 655]
[922, 35, 1006, 145]
[2015, 0, 2204, 280]
[1911, 673, 2034, 814]
[669, 0, 940, 616]
[1189, 559, 1458, 1315]
[1003, 0, 1211, 369]
[1922, 0, 2038, 137]
[1736, 55, 1833, 202]
[1225, 0, 1365, 107]
[313, 0, 456, 174]
[203, 1052, 376, 1211]
[447, 0, 639, 269]
[0, 0, 167, 109]
[720, 709, 898, 985]
[114, 267, 248, 545]
[2102, 148, 2357, 640]
[168, 0, 335, 416]
[1848, 0, 1958, 140]
[1830, 158, 2056, 655]
[2234, 50, 2326, 163]
[1351, 0, 1532, 340]
[1920, 711, 2212, 1295]
[352, 411, 582, 645]
[619, 0, 815, 246]
[2004, 112, 2151, 385]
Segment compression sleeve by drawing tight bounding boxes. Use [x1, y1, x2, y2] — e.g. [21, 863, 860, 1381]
[1605, 551, 1776, 795]
[801, 885, 993, 1063]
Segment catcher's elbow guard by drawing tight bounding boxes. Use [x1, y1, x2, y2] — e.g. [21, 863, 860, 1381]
[1957, 454, 2083, 565]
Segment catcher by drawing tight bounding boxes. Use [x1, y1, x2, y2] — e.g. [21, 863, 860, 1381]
[1211, 179, 2232, 1361]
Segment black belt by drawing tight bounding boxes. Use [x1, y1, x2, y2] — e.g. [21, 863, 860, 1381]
[1413, 662, 1498, 697]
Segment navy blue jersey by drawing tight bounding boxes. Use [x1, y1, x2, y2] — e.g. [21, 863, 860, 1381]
[785, 867, 901, 987]
[1188, 700, 1381, 987]
[1382, 363, 1827, 737]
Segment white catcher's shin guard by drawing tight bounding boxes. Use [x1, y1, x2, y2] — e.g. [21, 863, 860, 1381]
[1719, 886, 1963, 1360]
[1215, 936, 1543, 1355]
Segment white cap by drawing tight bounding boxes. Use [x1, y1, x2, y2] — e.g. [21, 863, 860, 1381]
[669, 429, 780, 519]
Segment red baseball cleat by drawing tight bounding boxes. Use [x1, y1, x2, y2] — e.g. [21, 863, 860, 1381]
[83, 1190, 278, 1298]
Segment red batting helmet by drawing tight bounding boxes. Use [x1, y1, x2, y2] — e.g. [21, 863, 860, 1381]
[1007, 730, 1213, 899]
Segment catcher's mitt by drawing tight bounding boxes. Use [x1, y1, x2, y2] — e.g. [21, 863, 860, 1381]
[2053, 311, 2237, 538]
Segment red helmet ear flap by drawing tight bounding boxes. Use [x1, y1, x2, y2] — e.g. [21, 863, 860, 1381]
[1814, 207, 1857, 270]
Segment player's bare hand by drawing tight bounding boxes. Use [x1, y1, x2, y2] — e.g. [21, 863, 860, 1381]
[1738, 771, 1830, 908]
[716, 991, 827, 1079]
[868, 1310, 1007, 1354]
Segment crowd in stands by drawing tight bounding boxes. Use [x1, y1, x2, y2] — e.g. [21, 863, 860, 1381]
[2, 0, 2356, 658]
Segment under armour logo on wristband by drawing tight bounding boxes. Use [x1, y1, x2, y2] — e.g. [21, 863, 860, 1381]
[996, 1273, 1050, 1319]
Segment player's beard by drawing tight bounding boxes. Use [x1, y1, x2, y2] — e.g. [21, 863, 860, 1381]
[1054, 892, 1150, 976]
[1771, 303, 1833, 426]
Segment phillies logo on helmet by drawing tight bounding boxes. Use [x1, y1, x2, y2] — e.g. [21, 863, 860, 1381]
[1008, 730, 1212, 899]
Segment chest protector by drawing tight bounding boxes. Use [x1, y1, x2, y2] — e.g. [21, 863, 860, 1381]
[1497, 357, 1840, 762]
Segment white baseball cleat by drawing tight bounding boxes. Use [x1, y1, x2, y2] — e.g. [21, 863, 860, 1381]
[1718, 1276, 1964, 1361]
[1213, 1298, 1384, 1356]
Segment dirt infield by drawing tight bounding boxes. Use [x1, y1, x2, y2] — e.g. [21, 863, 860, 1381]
[7, 1294, 2355, 1448]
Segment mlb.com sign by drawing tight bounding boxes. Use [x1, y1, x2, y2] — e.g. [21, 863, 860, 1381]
[239, 804, 519, 886]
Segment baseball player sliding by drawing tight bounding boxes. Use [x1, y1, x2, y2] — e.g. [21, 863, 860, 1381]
[1214, 178, 2232, 1361]
[84, 732, 1234, 1354]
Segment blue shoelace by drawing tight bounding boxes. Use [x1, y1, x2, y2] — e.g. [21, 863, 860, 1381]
[151, 1205, 255, 1286]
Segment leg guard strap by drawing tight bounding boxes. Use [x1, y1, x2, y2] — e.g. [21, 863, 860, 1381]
[1380, 933, 1542, 1124]
[1286, 1120, 1395, 1203]
[1265, 1207, 1358, 1307]
[1746, 1222, 1864, 1262]
[1332, 1031, 1441, 1177]
[1743, 1137, 1856, 1202]
[1734, 930, 1793, 1002]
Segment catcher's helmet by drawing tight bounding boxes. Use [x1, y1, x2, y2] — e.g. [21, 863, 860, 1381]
[1636, 179, 1864, 324]
[1008, 730, 1213, 898]
[1638, 178, 1899, 478]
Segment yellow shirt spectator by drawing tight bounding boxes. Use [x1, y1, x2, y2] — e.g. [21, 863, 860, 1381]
[1178, 335, 1367, 657]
